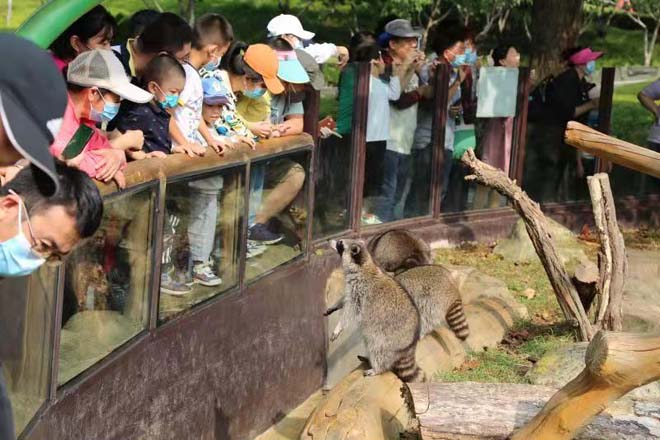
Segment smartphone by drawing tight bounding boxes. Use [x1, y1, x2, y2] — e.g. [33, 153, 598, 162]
[62, 125, 94, 160]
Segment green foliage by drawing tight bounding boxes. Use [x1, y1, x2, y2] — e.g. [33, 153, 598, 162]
[611, 80, 654, 146]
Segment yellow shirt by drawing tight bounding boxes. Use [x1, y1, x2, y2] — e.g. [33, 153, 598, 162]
[236, 92, 271, 123]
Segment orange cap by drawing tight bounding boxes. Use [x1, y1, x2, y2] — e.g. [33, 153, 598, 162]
[244, 44, 284, 95]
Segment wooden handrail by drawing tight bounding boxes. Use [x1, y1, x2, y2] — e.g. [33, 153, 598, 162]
[95, 134, 314, 196]
[564, 121, 660, 178]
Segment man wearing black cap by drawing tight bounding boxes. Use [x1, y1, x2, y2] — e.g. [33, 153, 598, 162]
[0, 33, 68, 196]
[0, 33, 85, 440]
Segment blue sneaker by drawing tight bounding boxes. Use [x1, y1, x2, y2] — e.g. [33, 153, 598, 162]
[248, 223, 283, 245]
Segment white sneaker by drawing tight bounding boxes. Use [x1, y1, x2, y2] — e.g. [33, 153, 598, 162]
[192, 262, 222, 287]
[247, 240, 266, 259]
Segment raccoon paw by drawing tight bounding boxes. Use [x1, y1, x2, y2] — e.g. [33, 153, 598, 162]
[363, 368, 376, 377]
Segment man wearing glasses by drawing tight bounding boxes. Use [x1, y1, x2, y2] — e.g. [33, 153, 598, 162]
[0, 34, 104, 440]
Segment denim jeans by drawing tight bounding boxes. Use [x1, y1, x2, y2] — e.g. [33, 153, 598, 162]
[0, 367, 14, 440]
[248, 163, 265, 227]
[440, 148, 454, 204]
[376, 150, 410, 222]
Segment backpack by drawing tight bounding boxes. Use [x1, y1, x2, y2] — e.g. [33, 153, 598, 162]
[527, 74, 556, 122]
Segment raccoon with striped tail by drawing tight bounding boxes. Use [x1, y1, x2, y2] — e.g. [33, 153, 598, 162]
[395, 265, 470, 340]
[327, 239, 425, 382]
[368, 229, 432, 274]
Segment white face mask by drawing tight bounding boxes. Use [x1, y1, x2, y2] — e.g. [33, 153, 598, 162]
[0, 192, 45, 277]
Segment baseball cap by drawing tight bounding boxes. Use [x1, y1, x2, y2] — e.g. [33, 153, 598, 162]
[275, 50, 310, 85]
[569, 48, 603, 65]
[201, 77, 230, 106]
[267, 14, 315, 41]
[384, 19, 422, 39]
[295, 49, 324, 90]
[0, 34, 68, 196]
[244, 44, 285, 95]
[67, 49, 153, 104]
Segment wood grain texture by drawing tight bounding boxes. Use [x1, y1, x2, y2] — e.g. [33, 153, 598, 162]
[565, 121, 660, 178]
[511, 330, 660, 440]
[409, 381, 660, 440]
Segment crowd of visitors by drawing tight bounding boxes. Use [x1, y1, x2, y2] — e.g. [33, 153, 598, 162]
[2, 4, 660, 438]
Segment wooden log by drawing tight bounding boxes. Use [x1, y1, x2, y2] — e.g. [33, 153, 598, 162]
[511, 330, 660, 440]
[460, 149, 594, 341]
[564, 121, 660, 178]
[408, 381, 660, 440]
[571, 259, 599, 314]
[587, 174, 627, 331]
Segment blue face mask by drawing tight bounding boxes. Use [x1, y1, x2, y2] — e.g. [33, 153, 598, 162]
[450, 53, 467, 68]
[244, 88, 266, 99]
[154, 84, 180, 109]
[464, 48, 478, 66]
[204, 56, 221, 72]
[585, 60, 596, 75]
[0, 194, 45, 277]
[90, 91, 120, 123]
[158, 94, 180, 109]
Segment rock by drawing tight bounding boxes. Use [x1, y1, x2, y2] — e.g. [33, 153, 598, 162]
[521, 288, 536, 299]
[527, 342, 660, 402]
[622, 249, 660, 332]
[494, 218, 588, 264]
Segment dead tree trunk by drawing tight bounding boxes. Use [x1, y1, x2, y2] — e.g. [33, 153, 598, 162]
[511, 330, 660, 440]
[460, 150, 594, 341]
[587, 174, 627, 331]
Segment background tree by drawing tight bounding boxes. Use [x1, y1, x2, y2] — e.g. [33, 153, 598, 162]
[530, 0, 584, 79]
[622, 0, 660, 66]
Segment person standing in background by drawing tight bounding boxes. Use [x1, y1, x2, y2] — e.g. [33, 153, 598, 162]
[473, 45, 520, 209]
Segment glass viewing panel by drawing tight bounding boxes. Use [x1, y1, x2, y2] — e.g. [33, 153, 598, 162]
[361, 59, 433, 225]
[246, 151, 310, 281]
[313, 63, 354, 238]
[446, 66, 519, 212]
[59, 187, 156, 385]
[159, 167, 244, 322]
[609, 72, 659, 197]
[2, 266, 58, 437]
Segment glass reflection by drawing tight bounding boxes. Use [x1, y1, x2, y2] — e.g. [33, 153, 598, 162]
[59, 188, 155, 385]
[246, 152, 309, 281]
[159, 168, 244, 321]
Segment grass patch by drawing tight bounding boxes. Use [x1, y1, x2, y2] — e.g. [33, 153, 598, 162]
[319, 94, 338, 119]
[434, 242, 562, 319]
[435, 320, 577, 384]
[611, 80, 655, 147]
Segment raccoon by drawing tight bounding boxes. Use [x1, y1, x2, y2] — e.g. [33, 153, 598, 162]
[395, 265, 470, 340]
[368, 229, 432, 274]
[327, 239, 425, 382]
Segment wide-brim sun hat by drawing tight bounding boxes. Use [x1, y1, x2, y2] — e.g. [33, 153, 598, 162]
[244, 44, 285, 95]
[569, 48, 604, 65]
[275, 50, 310, 84]
[67, 49, 153, 103]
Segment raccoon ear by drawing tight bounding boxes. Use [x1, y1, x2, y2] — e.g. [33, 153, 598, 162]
[350, 244, 361, 256]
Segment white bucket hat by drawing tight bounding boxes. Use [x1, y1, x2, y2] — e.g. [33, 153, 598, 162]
[267, 14, 315, 41]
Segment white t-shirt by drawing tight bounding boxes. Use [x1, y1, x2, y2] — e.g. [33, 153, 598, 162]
[174, 63, 205, 146]
[367, 75, 401, 142]
[386, 73, 419, 155]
